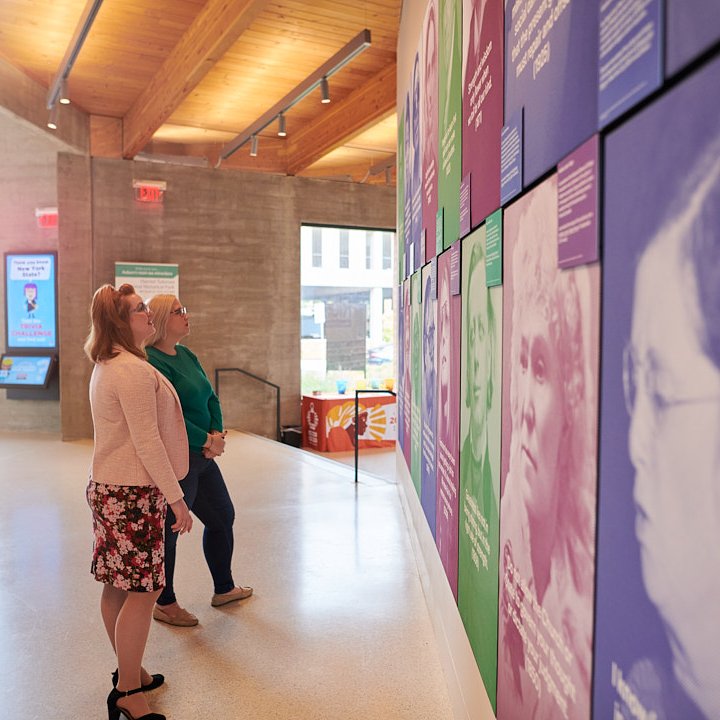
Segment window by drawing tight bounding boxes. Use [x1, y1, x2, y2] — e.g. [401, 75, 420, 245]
[301, 224, 395, 395]
[312, 227, 322, 268]
[339, 230, 349, 269]
[382, 232, 392, 270]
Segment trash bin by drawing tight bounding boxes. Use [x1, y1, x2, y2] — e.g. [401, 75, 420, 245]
[281, 425, 302, 448]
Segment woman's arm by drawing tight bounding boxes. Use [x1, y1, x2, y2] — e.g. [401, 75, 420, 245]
[188, 348, 224, 431]
[114, 364, 185, 503]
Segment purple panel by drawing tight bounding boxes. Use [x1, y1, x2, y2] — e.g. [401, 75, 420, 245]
[403, 92, 413, 279]
[557, 135, 599, 268]
[411, 49, 424, 272]
[402, 280, 412, 468]
[594, 53, 720, 720]
[462, 0, 504, 224]
[598, 0, 662, 128]
[436, 249, 462, 599]
[505, 0, 598, 186]
[666, 0, 720, 76]
[423, 0, 440, 261]
[421, 264, 438, 535]
[500, 111, 523, 205]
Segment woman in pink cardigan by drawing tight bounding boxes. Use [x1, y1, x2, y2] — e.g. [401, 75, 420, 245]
[85, 283, 193, 720]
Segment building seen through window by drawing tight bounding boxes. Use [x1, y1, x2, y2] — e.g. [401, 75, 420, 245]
[301, 225, 396, 393]
[311, 227, 322, 268]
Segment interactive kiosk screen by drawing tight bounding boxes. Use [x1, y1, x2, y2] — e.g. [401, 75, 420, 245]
[0, 354, 56, 389]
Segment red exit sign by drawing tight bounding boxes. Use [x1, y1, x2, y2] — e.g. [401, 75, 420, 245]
[132, 179, 167, 204]
[35, 207, 58, 228]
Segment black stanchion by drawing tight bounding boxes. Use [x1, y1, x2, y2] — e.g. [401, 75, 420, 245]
[354, 388, 397, 483]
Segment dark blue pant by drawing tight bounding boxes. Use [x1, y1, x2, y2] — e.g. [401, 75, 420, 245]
[158, 452, 236, 605]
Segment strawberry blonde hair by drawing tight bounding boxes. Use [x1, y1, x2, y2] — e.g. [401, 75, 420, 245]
[84, 283, 147, 363]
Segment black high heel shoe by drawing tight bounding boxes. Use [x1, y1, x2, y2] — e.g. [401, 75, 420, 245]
[107, 686, 166, 720]
[112, 669, 164, 692]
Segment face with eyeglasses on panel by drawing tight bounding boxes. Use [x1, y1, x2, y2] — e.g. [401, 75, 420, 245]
[624, 147, 720, 719]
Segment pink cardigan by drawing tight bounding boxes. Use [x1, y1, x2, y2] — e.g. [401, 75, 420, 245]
[89, 348, 188, 503]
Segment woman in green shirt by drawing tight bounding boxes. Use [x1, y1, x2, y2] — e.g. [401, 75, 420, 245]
[145, 294, 253, 627]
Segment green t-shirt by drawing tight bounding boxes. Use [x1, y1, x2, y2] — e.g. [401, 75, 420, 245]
[146, 344, 223, 453]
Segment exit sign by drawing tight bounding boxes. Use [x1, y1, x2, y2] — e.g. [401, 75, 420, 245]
[132, 179, 167, 203]
[35, 207, 58, 228]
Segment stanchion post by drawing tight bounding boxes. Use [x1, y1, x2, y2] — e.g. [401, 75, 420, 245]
[353, 388, 397, 484]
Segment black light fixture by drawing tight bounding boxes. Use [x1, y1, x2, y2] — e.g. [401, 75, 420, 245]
[217, 29, 371, 165]
[250, 135, 259, 157]
[47, 0, 105, 109]
[277, 113, 287, 137]
[59, 78, 71, 105]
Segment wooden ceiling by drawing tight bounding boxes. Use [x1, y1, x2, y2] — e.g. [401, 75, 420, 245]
[0, 0, 400, 184]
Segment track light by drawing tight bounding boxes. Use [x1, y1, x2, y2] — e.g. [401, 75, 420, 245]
[218, 30, 371, 163]
[59, 78, 71, 105]
[320, 76, 330, 104]
[277, 113, 287, 137]
[47, 104, 59, 130]
[250, 135, 258, 157]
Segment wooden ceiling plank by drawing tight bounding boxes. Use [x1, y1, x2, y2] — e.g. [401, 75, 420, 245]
[122, 0, 269, 158]
[285, 62, 396, 176]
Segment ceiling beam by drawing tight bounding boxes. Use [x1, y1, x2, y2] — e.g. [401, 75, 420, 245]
[285, 62, 396, 176]
[122, 0, 268, 159]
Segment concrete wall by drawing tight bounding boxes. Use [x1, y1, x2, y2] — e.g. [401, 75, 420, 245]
[0, 109, 83, 432]
[57, 156, 396, 440]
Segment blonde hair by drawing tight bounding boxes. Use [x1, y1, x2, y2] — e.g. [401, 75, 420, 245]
[144, 294, 177, 347]
[84, 284, 146, 363]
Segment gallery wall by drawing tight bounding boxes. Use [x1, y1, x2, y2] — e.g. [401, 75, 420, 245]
[0, 109, 81, 432]
[397, 1, 720, 719]
[0, 57, 395, 439]
[56, 155, 396, 440]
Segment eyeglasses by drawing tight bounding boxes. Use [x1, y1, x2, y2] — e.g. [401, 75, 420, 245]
[170, 306, 188, 317]
[622, 343, 717, 418]
[132, 301, 150, 314]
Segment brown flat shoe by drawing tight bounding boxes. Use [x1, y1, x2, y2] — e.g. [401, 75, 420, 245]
[211, 586, 254, 607]
[152, 604, 198, 627]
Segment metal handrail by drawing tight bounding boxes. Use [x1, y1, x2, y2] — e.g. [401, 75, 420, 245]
[214, 367, 281, 441]
[354, 388, 397, 483]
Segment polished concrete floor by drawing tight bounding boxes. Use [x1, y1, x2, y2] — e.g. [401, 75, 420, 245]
[302, 446, 396, 483]
[0, 431, 453, 719]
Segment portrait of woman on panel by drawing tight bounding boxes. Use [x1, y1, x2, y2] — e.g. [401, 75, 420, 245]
[458, 227, 502, 709]
[623, 150, 720, 720]
[421, 267, 437, 534]
[423, 0, 439, 254]
[592, 52, 720, 720]
[497, 177, 600, 720]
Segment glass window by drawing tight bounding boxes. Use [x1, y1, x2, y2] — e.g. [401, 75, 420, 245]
[312, 227, 322, 268]
[365, 232, 373, 270]
[339, 230, 349, 269]
[382, 232, 392, 269]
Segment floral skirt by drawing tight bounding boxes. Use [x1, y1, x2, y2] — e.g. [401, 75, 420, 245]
[86, 480, 167, 592]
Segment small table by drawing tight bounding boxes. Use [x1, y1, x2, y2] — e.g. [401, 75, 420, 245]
[301, 392, 397, 452]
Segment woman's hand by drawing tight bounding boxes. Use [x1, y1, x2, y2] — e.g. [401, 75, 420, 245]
[169, 498, 193, 534]
[203, 431, 227, 458]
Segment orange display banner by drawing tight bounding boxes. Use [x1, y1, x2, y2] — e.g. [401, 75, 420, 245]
[302, 393, 397, 452]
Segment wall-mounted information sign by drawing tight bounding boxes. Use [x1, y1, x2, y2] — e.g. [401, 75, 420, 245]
[4, 252, 58, 351]
[115, 262, 179, 300]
